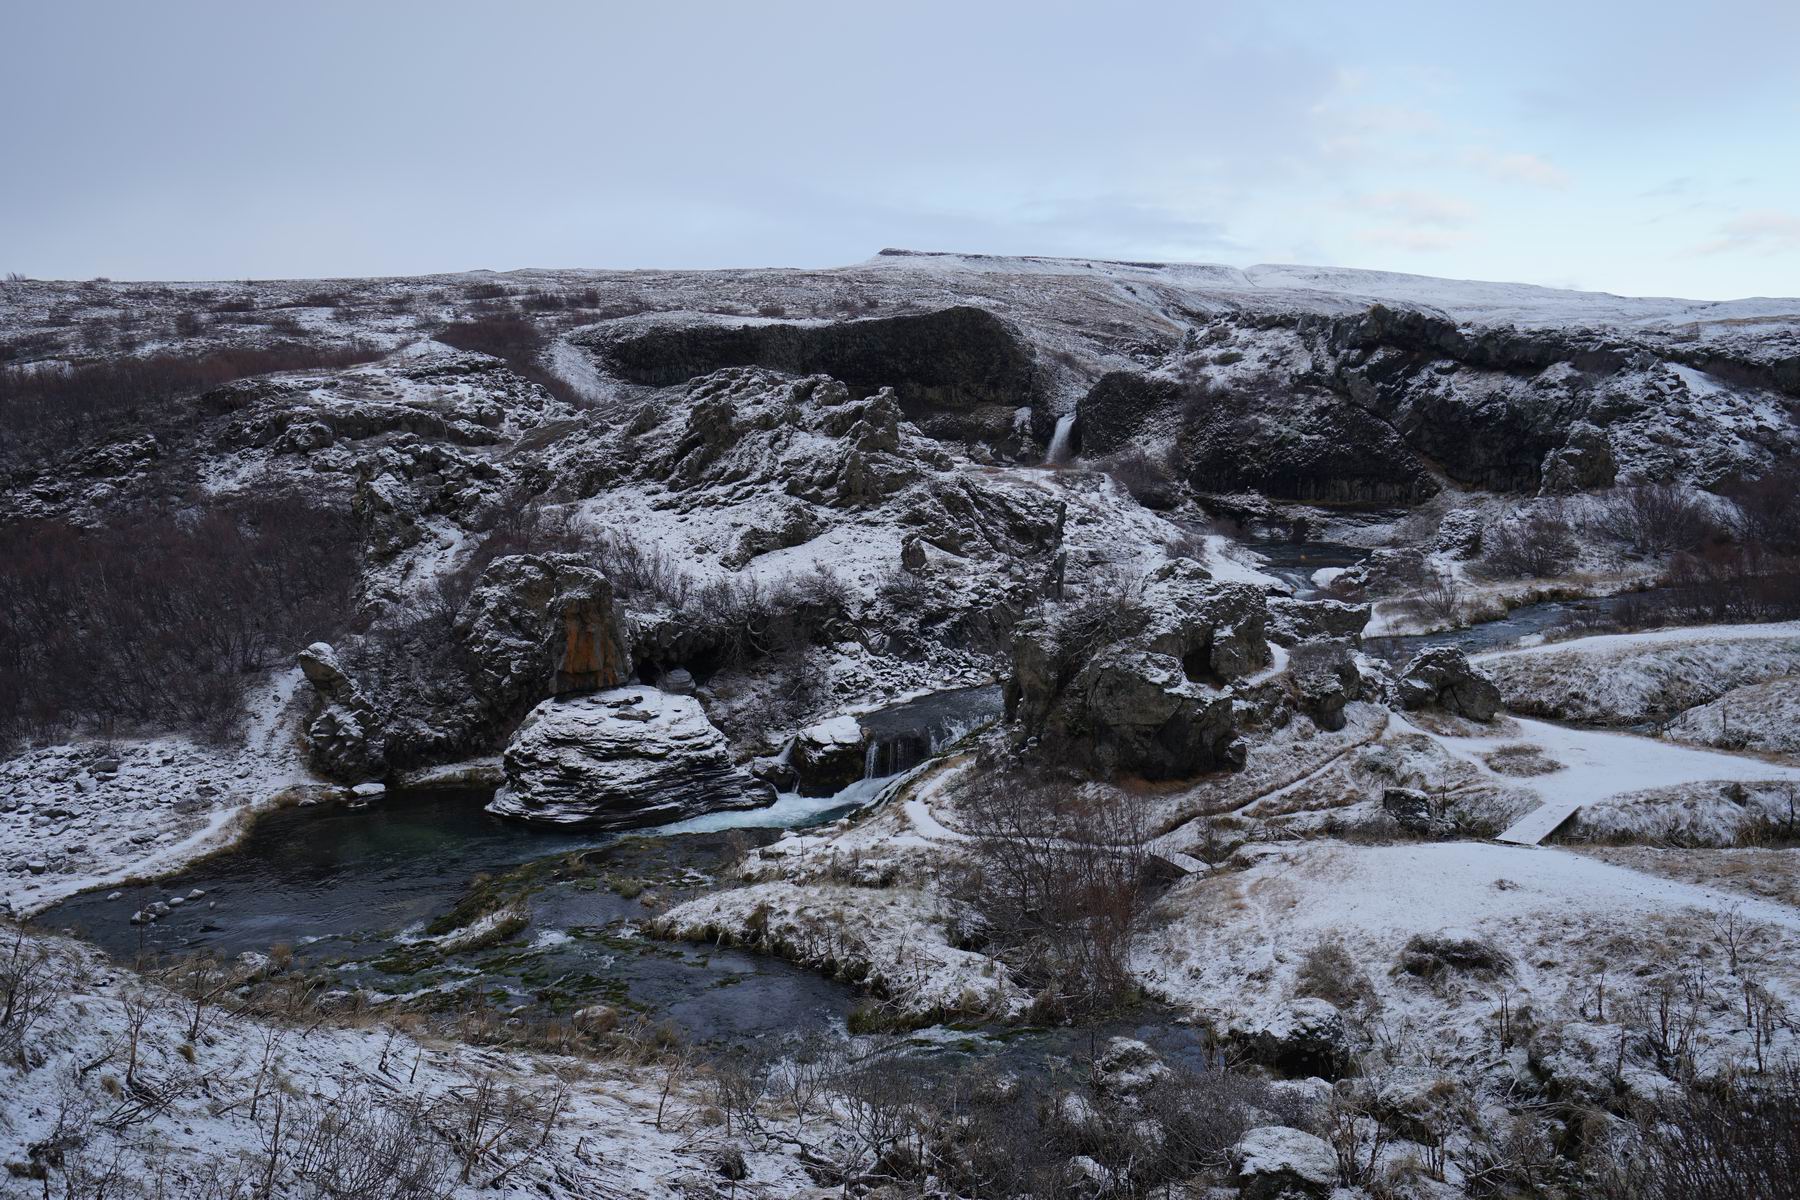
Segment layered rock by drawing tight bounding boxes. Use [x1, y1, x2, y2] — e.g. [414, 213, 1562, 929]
[1005, 561, 1265, 779]
[587, 306, 1043, 456]
[297, 642, 387, 781]
[1397, 647, 1503, 721]
[487, 687, 773, 828]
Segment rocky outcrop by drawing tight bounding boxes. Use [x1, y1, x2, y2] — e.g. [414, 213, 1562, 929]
[1181, 377, 1438, 504]
[1397, 647, 1502, 721]
[487, 687, 773, 828]
[297, 642, 387, 781]
[589, 306, 1042, 455]
[789, 716, 869, 797]
[1382, 786, 1453, 835]
[1076, 371, 1180, 458]
[1287, 641, 1364, 732]
[1266, 597, 1369, 647]
[456, 553, 632, 707]
[1005, 562, 1265, 778]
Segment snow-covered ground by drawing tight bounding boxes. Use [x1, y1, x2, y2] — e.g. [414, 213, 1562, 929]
[0, 670, 323, 917]
[1, 927, 820, 1198]
[1134, 838, 1800, 1076]
[1475, 622, 1800, 725]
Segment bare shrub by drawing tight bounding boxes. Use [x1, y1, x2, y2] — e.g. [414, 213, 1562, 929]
[0, 496, 358, 748]
[1479, 509, 1577, 578]
[949, 775, 1154, 1018]
[1099, 446, 1181, 508]
[1598, 483, 1719, 558]
[1408, 569, 1465, 626]
[0, 924, 64, 1067]
[435, 314, 585, 407]
[1295, 935, 1380, 1015]
[275, 1092, 455, 1200]
[1596, 1063, 1800, 1200]
[0, 342, 381, 463]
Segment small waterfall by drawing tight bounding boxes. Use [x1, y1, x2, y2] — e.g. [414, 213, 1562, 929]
[1045, 414, 1077, 465]
[863, 740, 881, 781]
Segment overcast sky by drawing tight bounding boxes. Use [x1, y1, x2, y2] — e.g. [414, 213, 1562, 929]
[4, 0, 1797, 299]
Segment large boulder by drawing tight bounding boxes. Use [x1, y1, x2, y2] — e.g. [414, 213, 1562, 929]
[297, 642, 386, 781]
[1005, 562, 1263, 779]
[1286, 641, 1364, 732]
[1229, 1126, 1338, 1200]
[1232, 997, 1355, 1079]
[790, 716, 870, 797]
[1138, 563, 1271, 683]
[1397, 647, 1502, 721]
[1267, 596, 1370, 647]
[488, 687, 773, 829]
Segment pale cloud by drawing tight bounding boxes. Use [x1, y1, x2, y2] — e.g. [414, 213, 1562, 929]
[1465, 149, 1571, 188]
[1357, 228, 1475, 253]
[1691, 210, 1800, 255]
[1353, 190, 1476, 227]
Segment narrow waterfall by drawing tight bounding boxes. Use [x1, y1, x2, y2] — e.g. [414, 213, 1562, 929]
[863, 739, 882, 781]
[1045, 413, 1077, 465]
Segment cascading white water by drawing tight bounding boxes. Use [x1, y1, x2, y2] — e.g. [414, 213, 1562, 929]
[1045, 413, 1077, 465]
[863, 740, 881, 780]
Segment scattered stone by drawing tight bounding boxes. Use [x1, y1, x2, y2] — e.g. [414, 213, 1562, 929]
[1233, 998, 1354, 1079]
[1230, 1126, 1339, 1200]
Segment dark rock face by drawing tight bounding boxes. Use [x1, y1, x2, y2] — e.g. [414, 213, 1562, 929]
[455, 553, 632, 707]
[487, 687, 773, 828]
[1287, 642, 1364, 732]
[1397, 647, 1502, 721]
[1005, 563, 1264, 779]
[789, 717, 870, 798]
[1318, 306, 1623, 494]
[592, 307, 1041, 454]
[1232, 998, 1354, 1080]
[342, 553, 634, 773]
[297, 642, 387, 781]
[1076, 371, 1180, 458]
[1181, 379, 1438, 504]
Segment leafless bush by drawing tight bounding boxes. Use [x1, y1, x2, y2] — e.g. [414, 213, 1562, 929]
[0, 496, 358, 748]
[0, 342, 381, 463]
[1595, 1063, 1800, 1200]
[1295, 936, 1380, 1015]
[435, 314, 585, 407]
[1597, 483, 1719, 558]
[0, 924, 64, 1067]
[1722, 461, 1800, 555]
[1099, 446, 1182, 509]
[1479, 508, 1578, 578]
[1408, 569, 1465, 626]
[273, 1092, 455, 1200]
[949, 774, 1155, 1018]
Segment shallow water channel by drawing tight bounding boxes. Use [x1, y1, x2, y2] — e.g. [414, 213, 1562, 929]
[38, 685, 1214, 1065]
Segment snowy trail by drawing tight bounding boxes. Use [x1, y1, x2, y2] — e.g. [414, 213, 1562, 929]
[1405, 715, 1800, 846]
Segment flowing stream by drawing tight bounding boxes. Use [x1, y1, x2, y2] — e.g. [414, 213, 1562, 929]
[37, 686, 1066, 1054]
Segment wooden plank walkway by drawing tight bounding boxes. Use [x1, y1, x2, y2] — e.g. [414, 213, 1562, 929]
[1494, 797, 1584, 846]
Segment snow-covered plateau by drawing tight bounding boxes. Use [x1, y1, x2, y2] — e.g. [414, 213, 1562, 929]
[3, 252, 1799, 1197]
